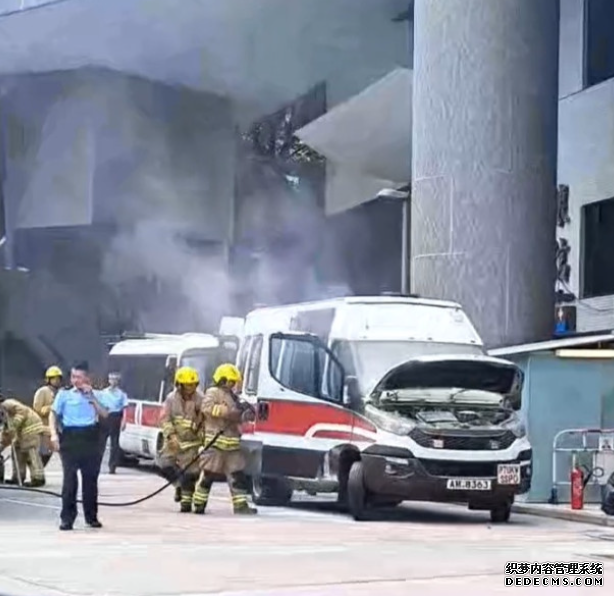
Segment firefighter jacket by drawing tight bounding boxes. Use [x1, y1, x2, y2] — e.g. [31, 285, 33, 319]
[32, 385, 57, 427]
[159, 389, 205, 475]
[0, 399, 47, 451]
[199, 386, 248, 476]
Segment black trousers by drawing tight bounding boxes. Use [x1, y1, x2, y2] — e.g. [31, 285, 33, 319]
[59, 426, 100, 525]
[98, 412, 122, 472]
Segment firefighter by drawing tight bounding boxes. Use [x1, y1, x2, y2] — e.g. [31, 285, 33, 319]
[32, 365, 63, 467]
[193, 363, 257, 515]
[0, 394, 47, 487]
[155, 406, 183, 504]
[158, 366, 205, 512]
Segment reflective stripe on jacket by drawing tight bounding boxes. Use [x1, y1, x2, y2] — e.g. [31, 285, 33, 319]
[1, 398, 46, 450]
[199, 386, 246, 475]
[32, 385, 56, 427]
[159, 389, 205, 451]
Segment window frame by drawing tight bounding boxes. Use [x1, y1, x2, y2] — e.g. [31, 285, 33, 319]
[583, 0, 614, 88]
[244, 334, 263, 395]
[581, 197, 614, 298]
[236, 336, 251, 380]
[267, 332, 346, 404]
[107, 354, 167, 403]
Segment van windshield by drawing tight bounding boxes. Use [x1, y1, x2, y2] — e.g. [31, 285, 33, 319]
[181, 348, 237, 389]
[348, 341, 484, 396]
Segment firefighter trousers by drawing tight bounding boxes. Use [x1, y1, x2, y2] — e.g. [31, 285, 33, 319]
[179, 473, 199, 511]
[11, 446, 45, 485]
[193, 470, 252, 513]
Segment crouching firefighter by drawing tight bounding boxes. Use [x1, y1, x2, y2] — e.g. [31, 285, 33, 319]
[193, 364, 257, 515]
[158, 366, 205, 512]
[0, 394, 47, 487]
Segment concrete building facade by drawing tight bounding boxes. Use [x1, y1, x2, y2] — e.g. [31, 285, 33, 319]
[301, 0, 614, 346]
[410, 0, 560, 348]
[1, 0, 614, 391]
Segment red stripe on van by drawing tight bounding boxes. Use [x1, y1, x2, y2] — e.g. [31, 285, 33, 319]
[240, 421, 255, 435]
[125, 403, 137, 424]
[141, 403, 163, 427]
[257, 400, 376, 436]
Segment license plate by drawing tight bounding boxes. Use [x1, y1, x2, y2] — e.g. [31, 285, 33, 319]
[497, 464, 521, 485]
[446, 478, 492, 491]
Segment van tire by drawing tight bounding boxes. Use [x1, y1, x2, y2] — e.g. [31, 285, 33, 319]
[117, 449, 139, 468]
[347, 461, 370, 521]
[490, 502, 512, 523]
[252, 476, 293, 507]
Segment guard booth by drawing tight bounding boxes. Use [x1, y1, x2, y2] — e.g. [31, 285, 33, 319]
[490, 332, 614, 503]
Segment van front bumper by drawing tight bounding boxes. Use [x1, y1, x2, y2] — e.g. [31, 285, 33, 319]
[360, 446, 532, 506]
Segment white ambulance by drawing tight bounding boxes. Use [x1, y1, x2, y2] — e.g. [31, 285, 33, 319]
[110, 332, 238, 463]
[235, 295, 531, 522]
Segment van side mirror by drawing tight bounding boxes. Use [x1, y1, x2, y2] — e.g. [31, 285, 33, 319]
[343, 376, 362, 409]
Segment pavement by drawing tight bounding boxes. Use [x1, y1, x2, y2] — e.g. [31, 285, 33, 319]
[1, 456, 613, 596]
[513, 501, 614, 527]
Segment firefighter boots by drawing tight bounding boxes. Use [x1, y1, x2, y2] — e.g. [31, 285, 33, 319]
[233, 503, 258, 515]
[180, 502, 192, 513]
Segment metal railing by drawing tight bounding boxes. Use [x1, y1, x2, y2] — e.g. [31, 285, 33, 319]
[549, 428, 614, 504]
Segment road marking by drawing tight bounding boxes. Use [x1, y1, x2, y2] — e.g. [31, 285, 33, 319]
[0, 497, 60, 510]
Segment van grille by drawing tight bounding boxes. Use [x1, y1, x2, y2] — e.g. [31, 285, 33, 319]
[419, 460, 499, 477]
[409, 428, 516, 451]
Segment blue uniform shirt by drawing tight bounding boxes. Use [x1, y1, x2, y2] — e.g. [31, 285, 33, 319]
[100, 387, 128, 414]
[52, 387, 101, 428]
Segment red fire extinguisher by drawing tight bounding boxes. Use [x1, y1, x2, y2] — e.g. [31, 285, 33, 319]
[570, 462, 585, 510]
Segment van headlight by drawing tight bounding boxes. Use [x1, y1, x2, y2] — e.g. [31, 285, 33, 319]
[364, 406, 415, 436]
[510, 421, 527, 438]
[379, 417, 415, 436]
[503, 417, 526, 438]
[499, 410, 527, 439]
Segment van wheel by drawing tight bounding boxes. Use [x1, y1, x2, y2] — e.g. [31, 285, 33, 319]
[347, 461, 370, 521]
[117, 449, 135, 468]
[252, 476, 293, 506]
[490, 502, 512, 523]
[377, 498, 403, 508]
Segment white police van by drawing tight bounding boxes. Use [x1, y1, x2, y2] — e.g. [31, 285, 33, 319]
[234, 295, 531, 522]
[110, 332, 238, 463]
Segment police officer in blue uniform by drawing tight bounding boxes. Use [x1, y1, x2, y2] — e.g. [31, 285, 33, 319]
[98, 371, 128, 474]
[49, 361, 109, 531]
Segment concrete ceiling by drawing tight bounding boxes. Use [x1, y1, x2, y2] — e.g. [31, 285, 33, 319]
[296, 67, 412, 184]
[0, 0, 410, 124]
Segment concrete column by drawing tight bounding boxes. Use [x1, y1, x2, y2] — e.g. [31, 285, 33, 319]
[411, 0, 559, 347]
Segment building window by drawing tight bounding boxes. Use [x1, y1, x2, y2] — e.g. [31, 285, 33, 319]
[582, 197, 614, 298]
[585, 0, 614, 87]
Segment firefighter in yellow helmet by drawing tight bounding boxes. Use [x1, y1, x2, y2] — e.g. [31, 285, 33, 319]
[158, 366, 205, 512]
[0, 394, 47, 487]
[32, 365, 63, 467]
[193, 363, 257, 515]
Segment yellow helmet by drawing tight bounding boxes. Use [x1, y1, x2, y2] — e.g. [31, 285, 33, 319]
[45, 365, 63, 379]
[213, 363, 242, 385]
[174, 366, 199, 386]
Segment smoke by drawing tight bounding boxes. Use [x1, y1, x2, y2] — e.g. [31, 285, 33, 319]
[100, 219, 232, 333]
[94, 73, 352, 336]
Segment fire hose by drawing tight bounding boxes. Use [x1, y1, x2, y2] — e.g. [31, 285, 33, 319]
[0, 429, 224, 507]
[579, 463, 605, 487]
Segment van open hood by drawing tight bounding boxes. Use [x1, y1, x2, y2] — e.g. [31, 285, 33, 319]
[371, 354, 523, 396]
